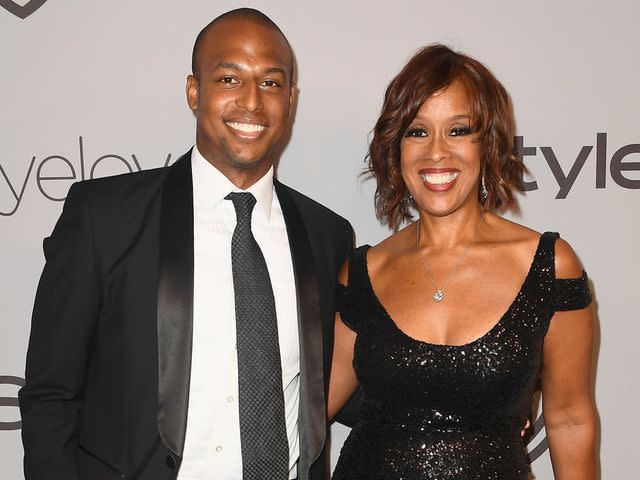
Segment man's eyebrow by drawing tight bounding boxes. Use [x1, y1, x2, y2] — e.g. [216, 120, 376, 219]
[215, 62, 246, 71]
[264, 67, 287, 76]
[214, 63, 287, 77]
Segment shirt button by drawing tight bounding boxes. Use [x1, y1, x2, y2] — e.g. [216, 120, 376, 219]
[216, 445, 223, 453]
[226, 395, 234, 403]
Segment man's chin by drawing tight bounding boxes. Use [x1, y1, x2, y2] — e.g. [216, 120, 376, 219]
[228, 151, 273, 171]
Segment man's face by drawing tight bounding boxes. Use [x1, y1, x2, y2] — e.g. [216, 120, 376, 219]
[186, 18, 295, 188]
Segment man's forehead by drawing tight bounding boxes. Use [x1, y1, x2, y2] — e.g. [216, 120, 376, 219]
[199, 19, 292, 75]
[205, 18, 287, 48]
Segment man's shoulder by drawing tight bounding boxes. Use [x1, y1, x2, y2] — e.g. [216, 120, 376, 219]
[277, 181, 354, 266]
[66, 163, 178, 216]
[54, 167, 173, 240]
[71, 151, 191, 204]
[276, 181, 350, 229]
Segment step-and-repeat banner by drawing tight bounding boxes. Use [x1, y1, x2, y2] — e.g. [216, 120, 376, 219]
[1, 1, 637, 478]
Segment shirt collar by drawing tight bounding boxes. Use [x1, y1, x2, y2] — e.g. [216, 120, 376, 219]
[191, 145, 274, 220]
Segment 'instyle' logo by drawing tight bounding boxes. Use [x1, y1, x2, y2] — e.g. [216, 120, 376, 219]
[0, 137, 174, 216]
[517, 133, 640, 199]
[0, 0, 48, 19]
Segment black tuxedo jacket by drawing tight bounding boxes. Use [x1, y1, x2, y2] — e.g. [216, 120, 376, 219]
[19, 152, 353, 480]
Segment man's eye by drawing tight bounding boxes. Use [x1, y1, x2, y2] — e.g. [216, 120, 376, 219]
[262, 80, 280, 87]
[450, 126, 473, 136]
[219, 77, 237, 84]
[404, 128, 427, 138]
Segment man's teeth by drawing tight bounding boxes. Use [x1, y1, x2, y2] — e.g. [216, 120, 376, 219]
[421, 171, 460, 185]
[226, 122, 265, 133]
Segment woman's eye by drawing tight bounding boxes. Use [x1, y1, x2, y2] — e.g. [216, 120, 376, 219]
[450, 126, 473, 136]
[404, 127, 427, 138]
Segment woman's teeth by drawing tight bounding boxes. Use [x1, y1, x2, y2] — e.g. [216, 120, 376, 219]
[421, 171, 460, 185]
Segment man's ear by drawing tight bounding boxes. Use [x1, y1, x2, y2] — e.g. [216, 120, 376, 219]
[186, 75, 199, 112]
[287, 82, 297, 118]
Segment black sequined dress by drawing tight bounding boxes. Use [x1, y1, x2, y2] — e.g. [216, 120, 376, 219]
[333, 232, 591, 480]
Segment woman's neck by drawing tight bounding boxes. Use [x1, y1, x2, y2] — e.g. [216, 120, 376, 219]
[415, 204, 485, 249]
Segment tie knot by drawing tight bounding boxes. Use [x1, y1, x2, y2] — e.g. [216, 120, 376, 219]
[226, 192, 257, 221]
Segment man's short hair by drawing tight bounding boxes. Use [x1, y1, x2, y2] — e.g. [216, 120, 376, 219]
[191, 8, 294, 81]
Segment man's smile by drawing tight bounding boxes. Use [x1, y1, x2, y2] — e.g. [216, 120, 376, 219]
[225, 121, 266, 134]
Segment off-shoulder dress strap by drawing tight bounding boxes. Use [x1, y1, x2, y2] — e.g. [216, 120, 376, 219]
[541, 231, 593, 312]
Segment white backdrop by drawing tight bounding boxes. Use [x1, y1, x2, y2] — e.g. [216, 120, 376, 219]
[1, 1, 638, 478]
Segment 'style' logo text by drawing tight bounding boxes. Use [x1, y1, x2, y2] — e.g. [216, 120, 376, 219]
[517, 133, 640, 199]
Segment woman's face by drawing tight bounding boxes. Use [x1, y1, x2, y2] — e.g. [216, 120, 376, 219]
[400, 80, 482, 218]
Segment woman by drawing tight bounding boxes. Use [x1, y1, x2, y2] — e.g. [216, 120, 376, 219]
[329, 45, 596, 479]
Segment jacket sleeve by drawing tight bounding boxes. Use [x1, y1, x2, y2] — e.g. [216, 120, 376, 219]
[19, 181, 101, 480]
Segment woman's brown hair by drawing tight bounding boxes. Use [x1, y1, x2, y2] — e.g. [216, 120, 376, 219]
[367, 44, 525, 229]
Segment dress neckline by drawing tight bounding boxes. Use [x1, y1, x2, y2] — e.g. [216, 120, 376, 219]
[358, 232, 550, 349]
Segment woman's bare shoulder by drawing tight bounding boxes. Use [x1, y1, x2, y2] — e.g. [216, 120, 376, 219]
[486, 214, 584, 277]
[366, 222, 416, 277]
[485, 212, 539, 244]
[553, 237, 584, 278]
[481, 214, 544, 269]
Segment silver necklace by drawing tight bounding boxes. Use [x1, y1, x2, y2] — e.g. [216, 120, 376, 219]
[415, 214, 484, 302]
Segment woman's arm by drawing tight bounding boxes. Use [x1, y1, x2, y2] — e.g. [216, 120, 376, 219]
[541, 239, 597, 480]
[328, 313, 359, 420]
[328, 262, 359, 421]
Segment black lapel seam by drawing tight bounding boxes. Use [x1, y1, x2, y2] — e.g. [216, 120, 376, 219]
[156, 152, 194, 457]
[274, 181, 326, 475]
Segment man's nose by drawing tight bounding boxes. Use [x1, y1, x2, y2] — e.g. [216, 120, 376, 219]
[236, 82, 262, 112]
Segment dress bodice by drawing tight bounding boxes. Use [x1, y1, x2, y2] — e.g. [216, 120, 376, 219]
[332, 232, 591, 479]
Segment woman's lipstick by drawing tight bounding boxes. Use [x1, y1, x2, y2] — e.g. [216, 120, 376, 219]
[419, 168, 460, 192]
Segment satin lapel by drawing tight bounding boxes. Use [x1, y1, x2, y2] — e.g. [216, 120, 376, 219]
[275, 181, 325, 479]
[156, 152, 194, 457]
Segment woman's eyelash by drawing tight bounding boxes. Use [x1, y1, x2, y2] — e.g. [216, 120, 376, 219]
[404, 128, 427, 137]
[450, 126, 473, 136]
[404, 126, 474, 137]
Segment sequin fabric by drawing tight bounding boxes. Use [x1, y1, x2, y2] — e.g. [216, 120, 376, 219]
[333, 232, 591, 480]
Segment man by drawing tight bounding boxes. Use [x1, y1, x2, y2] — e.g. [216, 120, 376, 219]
[19, 8, 353, 480]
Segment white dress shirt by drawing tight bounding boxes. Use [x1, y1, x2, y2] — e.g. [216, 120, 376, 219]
[179, 147, 300, 479]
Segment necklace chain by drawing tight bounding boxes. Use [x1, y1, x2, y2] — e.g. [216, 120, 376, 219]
[415, 213, 484, 302]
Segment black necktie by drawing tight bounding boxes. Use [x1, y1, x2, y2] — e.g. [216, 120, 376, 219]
[226, 192, 289, 480]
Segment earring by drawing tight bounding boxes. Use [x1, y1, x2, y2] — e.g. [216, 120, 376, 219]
[404, 192, 414, 204]
[480, 176, 488, 201]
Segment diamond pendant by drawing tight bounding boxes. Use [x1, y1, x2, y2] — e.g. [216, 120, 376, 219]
[433, 290, 444, 302]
